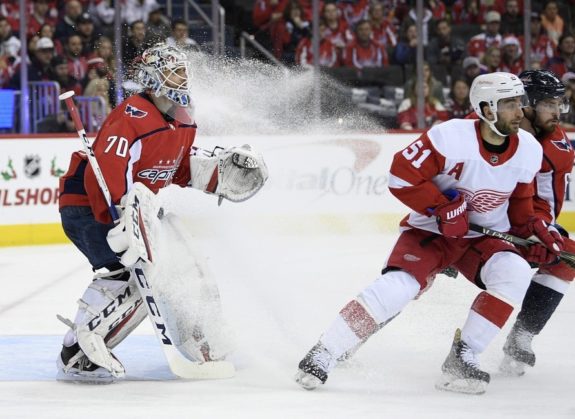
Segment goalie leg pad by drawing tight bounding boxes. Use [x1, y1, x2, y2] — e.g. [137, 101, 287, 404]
[59, 273, 148, 376]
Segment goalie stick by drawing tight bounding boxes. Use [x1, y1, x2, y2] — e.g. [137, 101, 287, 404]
[59, 91, 235, 380]
[468, 223, 575, 269]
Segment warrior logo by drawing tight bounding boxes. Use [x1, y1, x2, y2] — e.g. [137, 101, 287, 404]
[125, 104, 148, 118]
[24, 155, 41, 179]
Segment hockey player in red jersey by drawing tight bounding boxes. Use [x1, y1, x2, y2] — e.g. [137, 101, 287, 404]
[295, 72, 564, 395]
[500, 70, 575, 376]
[56, 43, 268, 383]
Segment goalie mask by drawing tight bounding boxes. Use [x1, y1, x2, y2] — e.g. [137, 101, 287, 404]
[137, 43, 195, 124]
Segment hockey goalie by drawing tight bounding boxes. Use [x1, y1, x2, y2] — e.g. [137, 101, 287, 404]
[56, 43, 268, 383]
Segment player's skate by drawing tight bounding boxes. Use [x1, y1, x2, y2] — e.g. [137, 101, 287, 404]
[295, 342, 334, 390]
[499, 323, 535, 377]
[56, 343, 124, 384]
[435, 329, 490, 395]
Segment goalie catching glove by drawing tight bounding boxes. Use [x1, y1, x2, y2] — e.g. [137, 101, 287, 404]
[189, 144, 268, 204]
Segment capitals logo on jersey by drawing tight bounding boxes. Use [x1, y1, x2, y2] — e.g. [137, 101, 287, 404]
[125, 104, 148, 118]
[551, 138, 572, 152]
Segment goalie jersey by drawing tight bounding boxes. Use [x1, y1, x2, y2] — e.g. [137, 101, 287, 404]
[59, 93, 197, 224]
[388, 119, 542, 236]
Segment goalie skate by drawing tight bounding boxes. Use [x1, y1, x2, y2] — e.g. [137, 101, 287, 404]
[435, 329, 490, 395]
[56, 343, 123, 384]
[295, 343, 333, 390]
[499, 324, 535, 377]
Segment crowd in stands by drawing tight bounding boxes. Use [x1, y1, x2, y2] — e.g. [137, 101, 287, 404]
[0, 0, 200, 132]
[3, 0, 575, 131]
[252, 0, 575, 129]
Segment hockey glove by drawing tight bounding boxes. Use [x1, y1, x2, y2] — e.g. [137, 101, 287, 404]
[431, 190, 468, 238]
[511, 217, 564, 265]
[107, 183, 159, 267]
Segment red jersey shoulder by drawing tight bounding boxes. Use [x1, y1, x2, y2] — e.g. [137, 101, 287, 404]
[99, 94, 168, 140]
[540, 125, 574, 172]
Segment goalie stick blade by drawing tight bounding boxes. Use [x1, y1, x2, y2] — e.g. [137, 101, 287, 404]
[167, 357, 236, 380]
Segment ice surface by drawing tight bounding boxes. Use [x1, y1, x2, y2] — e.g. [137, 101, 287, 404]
[1, 228, 575, 419]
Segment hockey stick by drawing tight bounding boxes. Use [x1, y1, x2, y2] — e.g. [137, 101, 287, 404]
[59, 91, 235, 379]
[468, 223, 575, 269]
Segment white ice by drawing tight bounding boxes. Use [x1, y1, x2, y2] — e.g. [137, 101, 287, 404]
[1, 222, 575, 418]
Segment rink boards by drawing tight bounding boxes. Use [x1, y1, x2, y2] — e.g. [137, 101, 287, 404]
[1, 132, 575, 246]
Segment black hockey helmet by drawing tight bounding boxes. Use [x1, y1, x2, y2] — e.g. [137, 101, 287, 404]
[518, 70, 566, 108]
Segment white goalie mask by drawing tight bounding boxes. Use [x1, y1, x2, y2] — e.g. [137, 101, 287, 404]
[137, 43, 195, 124]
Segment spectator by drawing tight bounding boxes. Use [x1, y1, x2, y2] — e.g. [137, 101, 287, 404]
[404, 61, 445, 103]
[541, 1, 563, 46]
[55, 0, 83, 40]
[252, 0, 289, 30]
[343, 20, 387, 69]
[92, 0, 115, 39]
[122, 0, 161, 25]
[9, 37, 55, 88]
[0, 0, 20, 32]
[76, 13, 100, 56]
[467, 10, 502, 61]
[500, 0, 523, 36]
[145, 4, 171, 45]
[482, 45, 502, 72]
[405, 1, 440, 46]
[396, 80, 448, 130]
[394, 22, 417, 65]
[123, 20, 147, 70]
[0, 16, 20, 87]
[322, 2, 351, 53]
[546, 33, 575, 79]
[27, 0, 57, 39]
[295, 21, 339, 69]
[338, 0, 369, 29]
[166, 19, 200, 51]
[426, 18, 465, 67]
[64, 34, 88, 81]
[38, 23, 64, 55]
[83, 77, 111, 131]
[462, 55, 485, 85]
[271, 1, 311, 64]
[560, 71, 575, 128]
[50, 55, 82, 95]
[499, 35, 523, 74]
[445, 78, 473, 118]
[518, 11, 554, 69]
[369, 2, 397, 49]
[90, 36, 115, 80]
[451, 0, 487, 25]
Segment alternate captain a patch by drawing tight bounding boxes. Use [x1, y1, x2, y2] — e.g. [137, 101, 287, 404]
[125, 104, 148, 118]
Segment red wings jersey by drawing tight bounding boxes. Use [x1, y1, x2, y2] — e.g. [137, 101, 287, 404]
[388, 119, 542, 236]
[59, 94, 197, 224]
[534, 125, 575, 223]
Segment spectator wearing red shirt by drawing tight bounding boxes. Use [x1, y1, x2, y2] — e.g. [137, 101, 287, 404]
[397, 81, 448, 129]
[546, 33, 575, 79]
[338, 0, 369, 29]
[252, 0, 289, 29]
[451, 0, 487, 25]
[322, 2, 351, 52]
[518, 11, 554, 69]
[64, 34, 88, 81]
[467, 10, 502, 61]
[445, 78, 474, 119]
[343, 20, 388, 69]
[295, 22, 339, 68]
[369, 2, 397, 49]
[27, 0, 57, 38]
[499, 35, 524, 74]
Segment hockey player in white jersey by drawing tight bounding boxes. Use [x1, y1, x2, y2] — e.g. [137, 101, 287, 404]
[294, 72, 564, 394]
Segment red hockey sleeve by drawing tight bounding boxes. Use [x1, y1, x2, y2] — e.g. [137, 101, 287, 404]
[388, 133, 449, 214]
[508, 182, 536, 227]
